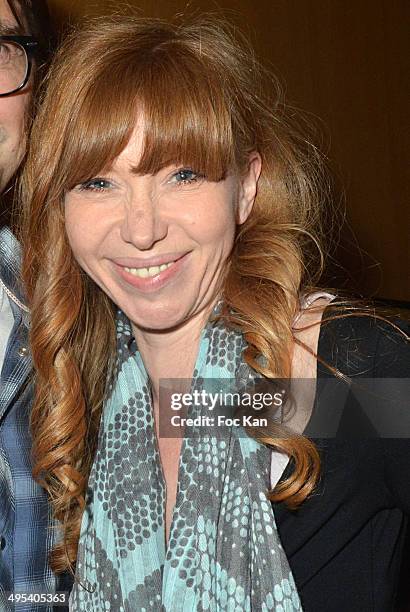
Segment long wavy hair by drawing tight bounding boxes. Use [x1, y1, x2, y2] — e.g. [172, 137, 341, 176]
[22, 14, 335, 573]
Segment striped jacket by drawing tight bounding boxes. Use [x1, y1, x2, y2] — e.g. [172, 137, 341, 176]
[0, 227, 71, 611]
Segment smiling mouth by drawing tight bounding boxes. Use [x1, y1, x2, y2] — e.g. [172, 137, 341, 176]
[123, 261, 176, 278]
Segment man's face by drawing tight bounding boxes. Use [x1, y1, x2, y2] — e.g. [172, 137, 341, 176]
[0, 0, 31, 193]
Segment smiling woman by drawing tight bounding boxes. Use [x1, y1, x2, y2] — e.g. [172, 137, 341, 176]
[20, 11, 409, 612]
[64, 121, 260, 331]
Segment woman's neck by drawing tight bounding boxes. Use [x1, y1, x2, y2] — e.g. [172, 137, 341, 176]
[131, 305, 213, 404]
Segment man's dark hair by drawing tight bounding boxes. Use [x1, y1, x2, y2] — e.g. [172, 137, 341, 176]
[6, 0, 55, 69]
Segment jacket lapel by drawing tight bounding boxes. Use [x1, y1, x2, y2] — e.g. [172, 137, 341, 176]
[0, 298, 31, 423]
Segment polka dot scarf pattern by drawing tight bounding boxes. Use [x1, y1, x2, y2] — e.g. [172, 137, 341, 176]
[70, 308, 303, 611]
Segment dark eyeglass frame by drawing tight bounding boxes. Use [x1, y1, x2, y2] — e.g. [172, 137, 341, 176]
[0, 35, 39, 97]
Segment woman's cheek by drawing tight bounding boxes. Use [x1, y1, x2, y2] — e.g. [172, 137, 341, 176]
[64, 200, 95, 259]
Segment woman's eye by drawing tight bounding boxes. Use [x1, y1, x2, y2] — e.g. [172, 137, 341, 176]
[168, 168, 203, 186]
[78, 178, 113, 192]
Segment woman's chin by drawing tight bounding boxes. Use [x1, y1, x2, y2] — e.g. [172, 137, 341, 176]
[125, 305, 190, 334]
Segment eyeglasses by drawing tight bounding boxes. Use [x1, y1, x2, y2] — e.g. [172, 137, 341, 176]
[0, 36, 38, 97]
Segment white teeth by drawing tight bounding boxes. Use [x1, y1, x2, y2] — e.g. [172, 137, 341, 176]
[124, 261, 174, 278]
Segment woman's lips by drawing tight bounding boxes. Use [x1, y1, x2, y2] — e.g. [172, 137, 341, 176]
[113, 252, 190, 292]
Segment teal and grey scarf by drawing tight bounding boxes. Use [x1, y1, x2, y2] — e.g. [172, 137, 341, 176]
[70, 306, 302, 611]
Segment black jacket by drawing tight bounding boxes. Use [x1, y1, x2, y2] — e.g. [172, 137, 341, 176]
[273, 311, 410, 611]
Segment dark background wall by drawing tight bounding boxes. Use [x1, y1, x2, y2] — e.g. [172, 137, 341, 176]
[47, 0, 410, 302]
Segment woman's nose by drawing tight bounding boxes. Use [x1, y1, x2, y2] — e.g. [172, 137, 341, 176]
[120, 188, 168, 250]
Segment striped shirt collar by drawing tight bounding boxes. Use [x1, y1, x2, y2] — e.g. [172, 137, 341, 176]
[0, 226, 28, 316]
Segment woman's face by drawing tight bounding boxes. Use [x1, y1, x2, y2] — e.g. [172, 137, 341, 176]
[65, 120, 260, 332]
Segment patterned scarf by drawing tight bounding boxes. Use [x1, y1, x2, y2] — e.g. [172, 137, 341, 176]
[70, 306, 302, 611]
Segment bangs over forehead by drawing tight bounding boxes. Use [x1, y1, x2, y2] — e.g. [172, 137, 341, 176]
[63, 26, 241, 189]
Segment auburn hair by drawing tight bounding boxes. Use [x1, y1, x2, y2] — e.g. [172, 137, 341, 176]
[22, 14, 332, 573]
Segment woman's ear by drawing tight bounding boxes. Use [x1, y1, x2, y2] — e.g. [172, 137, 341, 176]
[236, 152, 262, 225]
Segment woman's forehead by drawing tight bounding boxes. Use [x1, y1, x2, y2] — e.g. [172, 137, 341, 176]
[114, 119, 146, 170]
[65, 84, 234, 185]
